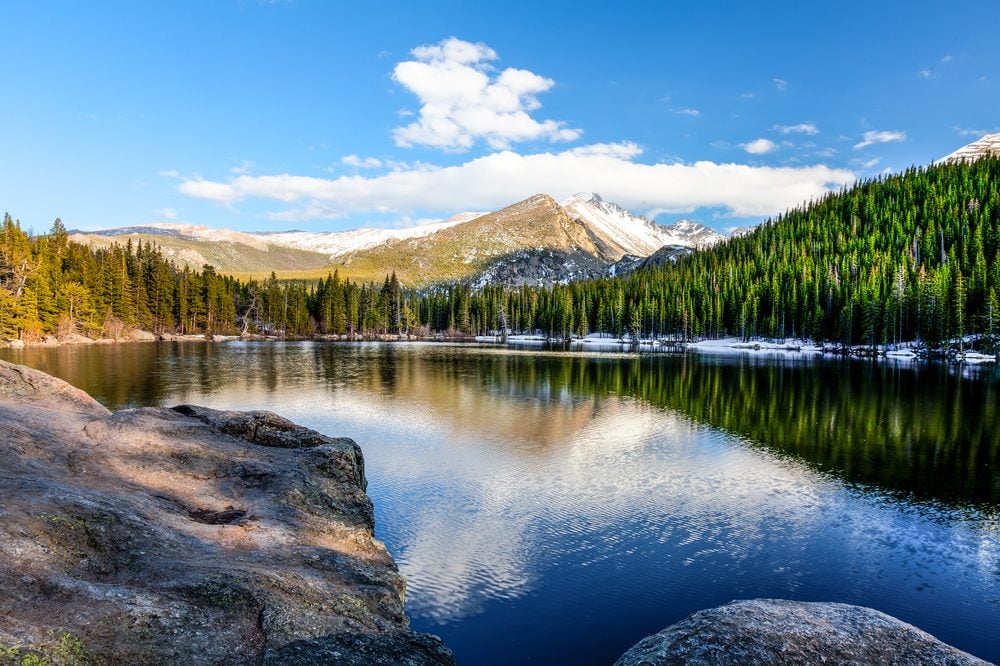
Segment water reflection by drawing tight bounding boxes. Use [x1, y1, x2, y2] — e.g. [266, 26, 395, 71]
[2, 342, 998, 664]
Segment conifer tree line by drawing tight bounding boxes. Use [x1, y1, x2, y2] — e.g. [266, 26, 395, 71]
[0, 214, 418, 340]
[2, 157, 998, 347]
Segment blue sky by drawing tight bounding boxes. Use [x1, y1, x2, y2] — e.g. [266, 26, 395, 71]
[2, 0, 998, 233]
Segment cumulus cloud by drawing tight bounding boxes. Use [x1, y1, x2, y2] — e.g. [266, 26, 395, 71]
[391, 37, 581, 150]
[853, 130, 906, 149]
[741, 138, 778, 154]
[177, 142, 854, 221]
[774, 123, 819, 135]
[342, 154, 384, 169]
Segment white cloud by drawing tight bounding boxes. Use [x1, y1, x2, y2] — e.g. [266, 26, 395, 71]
[740, 92, 756, 100]
[673, 108, 701, 117]
[774, 123, 819, 135]
[773, 78, 787, 92]
[853, 130, 906, 149]
[741, 138, 778, 154]
[154, 207, 178, 220]
[341, 154, 384, 169]
[391, 37, 581, 150]
[917, 69, 934, 79]
[941, 54, 955, 63]
[177, 142, 854, 221]
[158, 170, 182, 179]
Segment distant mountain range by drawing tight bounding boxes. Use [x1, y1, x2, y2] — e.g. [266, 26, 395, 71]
[70, 193, 727, 286]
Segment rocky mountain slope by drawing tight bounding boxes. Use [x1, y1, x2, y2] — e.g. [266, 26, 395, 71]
[0, 359, 453, 665]
[71, 195, 727, 286]
[70, 223, 334, 274]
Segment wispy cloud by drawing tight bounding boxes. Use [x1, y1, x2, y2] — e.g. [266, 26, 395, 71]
[673, 108, 701, 117]
[154, 208, 178, 220]
[917, 69, 934, 79]
[952, 126, 998, 138]
[230, 160, 256, 175]
[850, 157, 881, 170]
[853, 130, 906, 150]
[177, 142, 853, 221]
[391, 37, 581, 151]
[774, 123, 819, 135]
[740, 138, 778, 154]
[341, 154, 384, 169]
[773, 78, 787, 92]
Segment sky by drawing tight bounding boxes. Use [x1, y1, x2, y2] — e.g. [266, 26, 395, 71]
[2, 0, 999, 234]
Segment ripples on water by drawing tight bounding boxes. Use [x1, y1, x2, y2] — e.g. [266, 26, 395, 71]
[2, 341, 998, 665]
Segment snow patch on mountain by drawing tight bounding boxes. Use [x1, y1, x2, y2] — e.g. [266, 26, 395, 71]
[252, 212, 484, 258]
[85, 222, 273, 251]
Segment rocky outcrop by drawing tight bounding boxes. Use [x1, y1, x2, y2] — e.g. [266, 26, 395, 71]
[0, 360, 453, 665]
[615, 599, 987, 665]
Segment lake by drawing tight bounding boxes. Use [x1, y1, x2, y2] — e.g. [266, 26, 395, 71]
[2, 341, 998, 664]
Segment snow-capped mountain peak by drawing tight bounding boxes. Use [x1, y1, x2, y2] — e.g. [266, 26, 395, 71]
[940, 133, 1000, 163]
[561, 193, 725, 257]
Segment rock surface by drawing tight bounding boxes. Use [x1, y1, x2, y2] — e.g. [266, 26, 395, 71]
[0, 359, 453, 665]
[615, 599, 988, 665]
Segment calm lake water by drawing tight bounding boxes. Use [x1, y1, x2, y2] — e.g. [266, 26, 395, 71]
[2, 342, 999, 664]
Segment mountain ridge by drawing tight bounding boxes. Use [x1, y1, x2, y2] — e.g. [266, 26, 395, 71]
[70, 194, 727, 286]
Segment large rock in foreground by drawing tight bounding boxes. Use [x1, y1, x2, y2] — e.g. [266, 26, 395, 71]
[616, 599, 988, 665]
[0, 360, 452, 665]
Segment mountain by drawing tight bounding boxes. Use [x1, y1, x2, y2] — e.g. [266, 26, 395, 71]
[71, 194, 727, 286]
[69, 223, 334, 274]
[330, 194, 611, 286]
[250, 212, 484, 258]
[940, 133, 1000, 163]
[561, 193, 725, 254]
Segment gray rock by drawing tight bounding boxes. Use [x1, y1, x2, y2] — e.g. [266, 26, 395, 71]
[615, 599, 988, 666]
[0, 360, 453, 665]
[264, 630, 455, 665]
[130, 329, 158, 341]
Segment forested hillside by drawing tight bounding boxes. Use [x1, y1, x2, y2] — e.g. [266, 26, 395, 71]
[411, 157, 1000, 348]
[2, 158, 999, 347]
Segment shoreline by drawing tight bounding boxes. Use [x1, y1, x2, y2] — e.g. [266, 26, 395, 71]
[3, 331, 995, 364]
